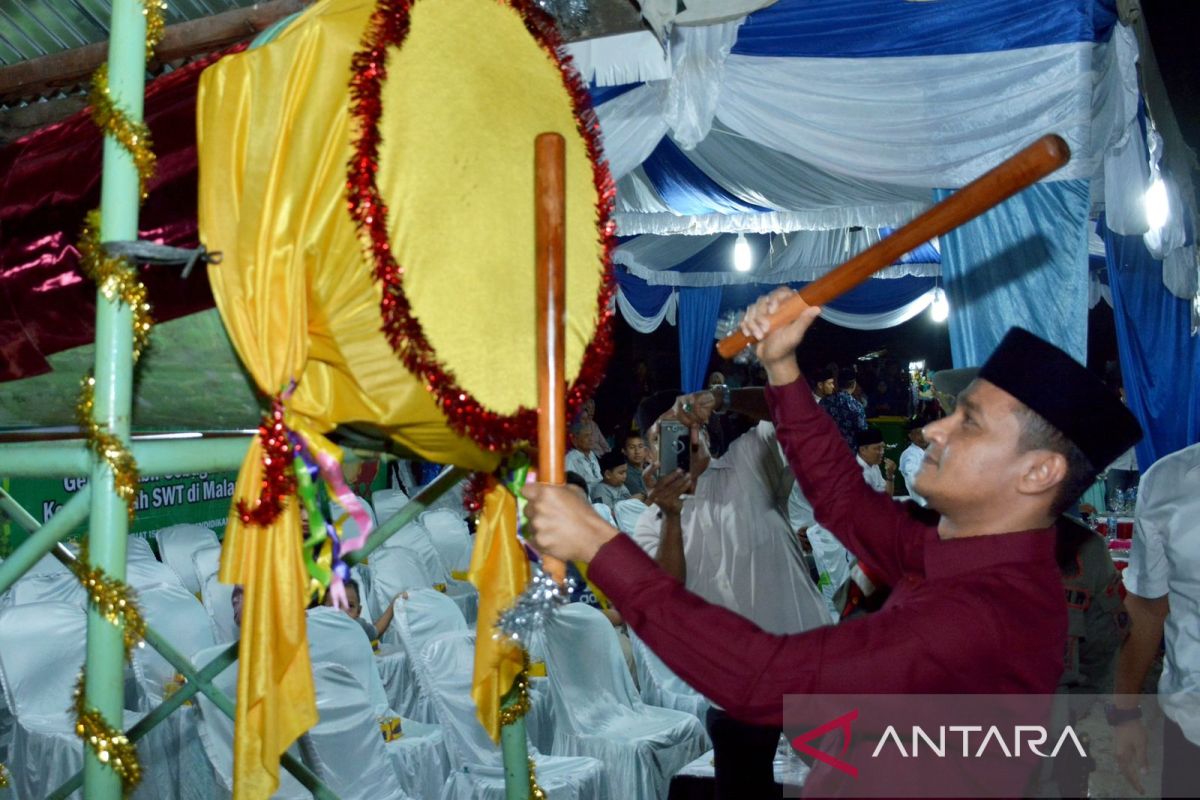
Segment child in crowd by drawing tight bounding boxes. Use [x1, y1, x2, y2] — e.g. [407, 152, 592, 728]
[621, 433, 649, 500]
[590, 450, 632, 514]
[322, 578, 400, 646]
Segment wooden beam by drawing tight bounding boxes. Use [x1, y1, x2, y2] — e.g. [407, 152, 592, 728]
[0, 0, 309, 105]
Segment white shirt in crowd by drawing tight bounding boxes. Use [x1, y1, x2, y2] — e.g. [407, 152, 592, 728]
[565, 448, 602, 490]
[857, 454, 886, 492]
[1125, 441, 1200, 745]
[898, 442, 928, 506]
[634, 421, 832, 635]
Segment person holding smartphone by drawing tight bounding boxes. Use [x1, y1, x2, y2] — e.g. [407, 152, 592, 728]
[629, 387, 833, 797]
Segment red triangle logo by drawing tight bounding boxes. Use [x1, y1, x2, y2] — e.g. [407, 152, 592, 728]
[791, 708, 859, 778]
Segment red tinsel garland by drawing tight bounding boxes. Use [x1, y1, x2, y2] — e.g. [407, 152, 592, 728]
[346, 0, 616, 454]
[236, 397, 296, 526]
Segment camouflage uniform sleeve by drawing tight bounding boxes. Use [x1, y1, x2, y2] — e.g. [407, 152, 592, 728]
[1075, 536, 1130, 696]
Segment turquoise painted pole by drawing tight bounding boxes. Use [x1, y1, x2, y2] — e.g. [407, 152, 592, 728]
[341, 466, 469, 567]
[85, 0, 147, 795]
[500, 685, 531, 799]
[0, 487, 91, 593]
[0, 436, 252, 477]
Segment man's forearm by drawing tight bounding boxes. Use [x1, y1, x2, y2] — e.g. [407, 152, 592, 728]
[1113, 593, 1168, 705]
[656, 510, 686, 582]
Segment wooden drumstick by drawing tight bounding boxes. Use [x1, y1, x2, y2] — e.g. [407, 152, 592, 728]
[535, 132, 568, 584]
[716, 134, 1071, 359]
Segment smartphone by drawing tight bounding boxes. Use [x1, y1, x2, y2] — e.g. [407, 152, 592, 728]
[658, 420, 691, 478]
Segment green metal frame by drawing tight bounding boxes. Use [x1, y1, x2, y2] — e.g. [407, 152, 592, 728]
[0, 0, 518, 796]
[0, 467, 466, 799]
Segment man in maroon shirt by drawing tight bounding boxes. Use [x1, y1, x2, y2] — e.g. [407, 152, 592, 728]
[524, 290, 1142, 797]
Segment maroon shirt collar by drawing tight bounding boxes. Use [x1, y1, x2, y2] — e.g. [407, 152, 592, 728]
[922, 526, 1056, 580]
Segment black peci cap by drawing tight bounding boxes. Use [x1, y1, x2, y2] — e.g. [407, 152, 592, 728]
[978, 328, 1142, 469]
[855, 427, 884, 448]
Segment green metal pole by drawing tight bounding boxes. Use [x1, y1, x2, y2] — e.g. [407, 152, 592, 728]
[85, 0, 147, 794]
[0, 487, 91, 593]
[500, 681, 532, 799]
[342, 466, 469, 567]
[0, 436, 253, 477]
[46, 642, 338, 800]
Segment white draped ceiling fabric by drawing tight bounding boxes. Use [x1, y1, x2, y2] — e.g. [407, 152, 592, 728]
[563, 0, 1197, 336]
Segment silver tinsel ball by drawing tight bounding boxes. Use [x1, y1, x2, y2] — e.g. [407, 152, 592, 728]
[495, 569, 576, 646]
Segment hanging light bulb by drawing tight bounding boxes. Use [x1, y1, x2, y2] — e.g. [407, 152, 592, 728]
[1144, 177, 1170, 232]
[930, 286, 950, 323]
[733, 233, 752, 272]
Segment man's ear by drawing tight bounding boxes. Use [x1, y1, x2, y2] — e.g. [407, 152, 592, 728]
[1016, 450, 1068, 500]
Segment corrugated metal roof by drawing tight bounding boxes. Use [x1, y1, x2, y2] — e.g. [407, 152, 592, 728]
[0, 0, 265, 65]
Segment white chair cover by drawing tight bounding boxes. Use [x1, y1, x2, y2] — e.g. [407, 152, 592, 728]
[418, 508, 473, 573]
[0, 571, 86, 609]
[23, 550, 72, 578]
[155, 524, 220, 595]
[191, 544, 222, 588]
[199, 571, 238, 644]
[127, 535, 156, 562]
[543, 604, 710, 800]
[628, 629, 711, 722]
[192, 645, 413, 800]
[390, 588, 467, 722]
[371, 488, 410, 541]
[0, 603, 177, 800]
[125, 547, 186, 593]
[420, 631, 604, 800]
[133, 584, 217, 707]
[382, 521, 479, 625]
[614, 498, 649, 534]
[305, 609, 448, 799]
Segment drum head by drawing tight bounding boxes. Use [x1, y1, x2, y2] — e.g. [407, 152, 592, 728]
[349, 0, 614, 451]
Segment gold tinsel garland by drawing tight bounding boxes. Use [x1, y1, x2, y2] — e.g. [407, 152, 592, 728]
[527, 757, 546, 800]
[497, 666, 532, 727]
[66, 541, 148, 793]
[73, 674, 142, 793]
[75, 375, 141, 520]
[0, 760, 8, 788]
[69, 5, 165, 787]
[77, 210, 154, 362]
[88, 67, 156, 200]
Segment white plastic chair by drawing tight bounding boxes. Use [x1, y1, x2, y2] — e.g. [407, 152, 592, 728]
[125, 541, 185, 592]
[306, 608, 449, 800]
[24, 550, 72, 578]
[543, 603, 710, 799]
[132, 584, 217, 707]
[192, 645, 413, 800]
[199, 571, 238, 645]
[614, 498, 649, 534]
[0, 570, 86, 609]
[420, 631, 605, 800]
[391, 588, 555, 752]
[155, 524, 220, 594]
[191, 544, 222, 589]
[371, 488, 410, 537]
[419, 508, 473, 573]
[0, 603, 177, 800]
[390, 588, 467, 722]
[628, 629, 711, 722]
[378, 520, 479, 625]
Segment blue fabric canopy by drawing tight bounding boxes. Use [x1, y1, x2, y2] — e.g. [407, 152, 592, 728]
[937, 180, 1092, 366]
[1103, 220, 1200, 469]
[732, 0, 1117, 58]
[679, 286, 723, 393]
[641, 138, 772, 217]
[716, 276, 936, 316]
